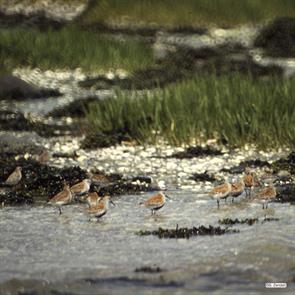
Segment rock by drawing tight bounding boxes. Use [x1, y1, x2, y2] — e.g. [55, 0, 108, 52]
[0, 154, 88, 205]
[137, 225, 239, 239]
[0, 11, 66, 30]
[0, 110, 33, 131]
[0, 110, 81, 137]
[47, 97, 98, 118]
[0, 153, 161, 205]
[221, 159, 271, 174]
[0, 75, 61, 100]
[218, 218, 279, 226]
[189, 171, 216, 182]
[0, 133, 43, 155]
[79, 45, 282, 92]
[169, 146, 223, 159]
[135, 266, 164, 273]
[276, 183, 295, 204]
[254, 17, 295, 57]
[272, 152, 295, 175]
[81, 131, 132, 149]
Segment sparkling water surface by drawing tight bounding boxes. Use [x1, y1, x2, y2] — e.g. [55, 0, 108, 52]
[0, 189, 294, 294]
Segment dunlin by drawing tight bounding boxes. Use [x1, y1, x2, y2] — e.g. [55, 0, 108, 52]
[140, 192, 169, 215]
[87, 172, 111, 188]
[231, 179, 245, 202]
[87, 195, 114, 220]
[210, 182, 231, 208]
[4, 166, 22, 186]
[48, 184, 73, 214]
[256, 183, 277, 209]
[70, 179, 91, 197]
[243, 167, 256, 196]
[83, 192, 101, 207]
[38, 150, 50, 164]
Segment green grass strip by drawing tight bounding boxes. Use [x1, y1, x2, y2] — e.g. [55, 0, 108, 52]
[81, 0, 295, 27]
[0, 26, 154, 72]
[86, 74, 295, 148]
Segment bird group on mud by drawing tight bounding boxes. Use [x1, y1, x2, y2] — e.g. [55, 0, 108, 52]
[2, 165, 277, 220]
[210, 167, 277, 209]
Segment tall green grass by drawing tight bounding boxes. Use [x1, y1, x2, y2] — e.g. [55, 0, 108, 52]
[86, 74, 295, 148]
[81, 0, 295, 27]
[0, 26, 154, 72]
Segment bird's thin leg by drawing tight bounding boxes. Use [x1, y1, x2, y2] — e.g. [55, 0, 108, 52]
[232, 198, 234, 203]
[262, 203, 264, 210]
[59, 207, 62, 214]
[217, 200, 220, 209]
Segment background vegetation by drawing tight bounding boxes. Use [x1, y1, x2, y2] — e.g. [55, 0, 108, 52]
[0, 26, 154, 72]
[81, 0, 295, 27]
[86, 74, 295, 148]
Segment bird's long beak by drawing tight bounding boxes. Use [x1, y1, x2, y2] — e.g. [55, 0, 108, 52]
[110, 200, 116, 207]
[165, 194, 171, 200]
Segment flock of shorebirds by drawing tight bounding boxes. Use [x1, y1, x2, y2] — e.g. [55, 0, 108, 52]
[1, 166, 277, 220]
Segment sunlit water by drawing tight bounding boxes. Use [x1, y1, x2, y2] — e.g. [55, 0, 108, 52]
[1, 189, 295, 294]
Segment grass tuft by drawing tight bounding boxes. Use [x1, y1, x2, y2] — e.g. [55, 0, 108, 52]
[81, 0, 295, 27]
[0, 26, 154, 72]
[86, 74, 295, 149]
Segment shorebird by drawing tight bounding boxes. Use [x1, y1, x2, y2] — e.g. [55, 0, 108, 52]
[230, 179, 245, 202]
[243, 167, 257, 197]
[83, 192, 101, 207]
[37, 150, 50, 164]
[210, 182, 231, 208]
[70, 179, 91, 198]
[256, 183, 277, 209]
[48, 184, 73, 214]
[140, 192, 169, 215]
[87, 172, 111, 188]
[4, 166, 22, 186]
[87, 195, 115, 220]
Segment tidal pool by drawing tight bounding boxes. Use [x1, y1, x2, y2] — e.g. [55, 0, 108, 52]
[0, 189, 294, 294]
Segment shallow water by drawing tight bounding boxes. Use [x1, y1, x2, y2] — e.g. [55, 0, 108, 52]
[1, 189, 295, 294]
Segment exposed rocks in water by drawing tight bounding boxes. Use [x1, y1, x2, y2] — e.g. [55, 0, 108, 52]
[78, 76, 122, 89]
[272, 152, 295, 175]
[0, 133, 43, 155]
[275, 183, 295, 204]
[254, 17, 295, 57]
[0, 110, 33, 131]
[0, 153, 160, 205]
[0, 154, 88, 205]
[0, 75, 61, 100]
[0, 110, 82, 137]
[79, 45, 283, 91]
[169, 146, 223, 159]
[219, 218, 259, 226]
[47, 97, 98, 118]
[218, 218, 279, 226]
[189, 171, 216, 182]
[137, 225, 239, 239]
[97, 180, 158, 197]
[262, 217, 280, 223]
[135, 266, 164, 273]
[220, 159, 271, 174]
[80, 20, 207, 38]
[81, 131, 132, 149]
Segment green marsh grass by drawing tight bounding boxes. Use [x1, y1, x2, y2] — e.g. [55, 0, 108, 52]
[81, 0, 295, 27]
[86, 74, 295, 148]
[0, 26, 154, 72]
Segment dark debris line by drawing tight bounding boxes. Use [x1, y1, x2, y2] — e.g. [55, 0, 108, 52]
[137, 225, 239, 239]
[219, 218, 280, 226]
